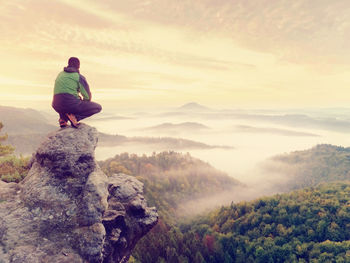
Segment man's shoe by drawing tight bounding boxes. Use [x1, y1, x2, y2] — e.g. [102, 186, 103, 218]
[66, 113, 80, 128]
[59, 118, 68, 128]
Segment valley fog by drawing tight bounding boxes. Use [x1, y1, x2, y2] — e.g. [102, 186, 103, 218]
[86, 106, 350, 186]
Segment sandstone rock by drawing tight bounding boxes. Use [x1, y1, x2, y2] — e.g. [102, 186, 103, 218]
[0, 124, 158, 263]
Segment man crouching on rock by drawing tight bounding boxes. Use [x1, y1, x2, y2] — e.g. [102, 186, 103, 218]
[52, 57, 102, 128]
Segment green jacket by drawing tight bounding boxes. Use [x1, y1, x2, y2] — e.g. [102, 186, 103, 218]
[54, 67, 91, 101]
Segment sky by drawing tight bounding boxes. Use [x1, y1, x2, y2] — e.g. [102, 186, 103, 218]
[1, 0, 350, 110]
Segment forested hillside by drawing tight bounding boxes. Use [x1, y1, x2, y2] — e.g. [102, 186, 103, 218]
[3, 121, 350, 263]
[99, 151, 244, 262]
[267, 144, 350, 191]
[98, 151, 241, 222]
[133, 182, 350, 262]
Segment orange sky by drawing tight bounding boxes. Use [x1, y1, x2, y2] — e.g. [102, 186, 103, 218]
[1, 0, 350, 110]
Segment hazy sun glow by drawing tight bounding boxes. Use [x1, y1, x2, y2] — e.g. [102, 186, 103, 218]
[1, 0, 350, 110]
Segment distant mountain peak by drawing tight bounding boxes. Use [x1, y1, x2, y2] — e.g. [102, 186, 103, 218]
[178, 102, 210, 111]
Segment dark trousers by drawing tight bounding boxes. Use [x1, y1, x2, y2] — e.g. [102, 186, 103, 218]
[52, 93, 102, 121]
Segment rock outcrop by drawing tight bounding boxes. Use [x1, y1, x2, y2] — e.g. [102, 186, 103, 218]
[0, 124, 158, 263]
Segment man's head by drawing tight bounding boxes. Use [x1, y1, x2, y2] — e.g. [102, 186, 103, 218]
[68, 57, 80, 69]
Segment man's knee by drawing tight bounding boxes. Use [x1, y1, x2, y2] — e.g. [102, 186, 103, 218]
[95, 103, 102, 113]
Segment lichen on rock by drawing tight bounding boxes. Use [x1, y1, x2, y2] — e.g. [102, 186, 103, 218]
[0, 124, 158, 263]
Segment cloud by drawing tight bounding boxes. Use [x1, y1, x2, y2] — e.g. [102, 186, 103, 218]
[95, 0, 350, 66]
[1, 0, 350, 108]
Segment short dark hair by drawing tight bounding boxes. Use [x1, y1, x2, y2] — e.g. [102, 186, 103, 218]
[68, 57, 80, 69]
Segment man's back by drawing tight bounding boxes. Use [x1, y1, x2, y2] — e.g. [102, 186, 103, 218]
[54, 71, 80, 99]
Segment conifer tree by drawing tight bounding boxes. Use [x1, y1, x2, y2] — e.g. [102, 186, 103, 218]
[0, 122, 14, 157]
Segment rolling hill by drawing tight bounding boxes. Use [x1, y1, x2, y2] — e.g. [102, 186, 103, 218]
[264, 144, 350, 191]
[0, 106, 228, 155]
[98, 151, 242, 222]
[133, 182, 350, 262]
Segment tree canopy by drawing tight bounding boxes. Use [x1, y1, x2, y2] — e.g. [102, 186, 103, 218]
[0, 122, 29, 183]
[133, 182, 350, 262]
[0, 122, 14, 157]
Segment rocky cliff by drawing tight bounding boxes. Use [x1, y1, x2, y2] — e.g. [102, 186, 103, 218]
[0, 124, 158, 263]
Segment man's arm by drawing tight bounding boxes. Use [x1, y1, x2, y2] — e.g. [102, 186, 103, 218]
[78, 74, 92, 101]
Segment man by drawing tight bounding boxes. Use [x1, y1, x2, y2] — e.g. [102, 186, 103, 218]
[52, 57, 102, 128]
